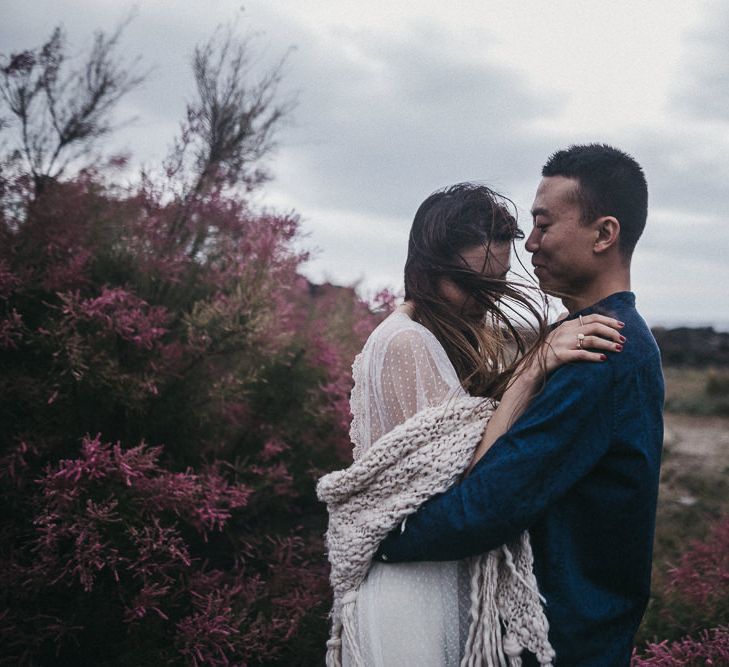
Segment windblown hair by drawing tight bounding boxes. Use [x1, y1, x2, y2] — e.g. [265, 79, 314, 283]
[404, 183, 548, 399]
[542, 143, 648, 258]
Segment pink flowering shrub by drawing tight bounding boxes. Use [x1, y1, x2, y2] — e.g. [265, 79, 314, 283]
[667, 515, 729, 623]
[632, 516, 729, 665]
[632, 627, 729, 666]
[0, 166, 383, 664]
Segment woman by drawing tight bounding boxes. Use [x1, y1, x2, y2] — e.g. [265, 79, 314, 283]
[324, 183, 623, 666]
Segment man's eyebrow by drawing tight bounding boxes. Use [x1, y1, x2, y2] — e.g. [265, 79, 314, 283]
[531, 206, 550, 219]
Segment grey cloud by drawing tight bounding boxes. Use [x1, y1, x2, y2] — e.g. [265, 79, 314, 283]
[621, 0, 729, 272]
[650, 159, 728, 225]
[627, 128, 729, 222]
[672, 0, 729, 122]
[1, 1, 562, 213]
[264, 18, 563, 218]
[638, 213, 729, 266]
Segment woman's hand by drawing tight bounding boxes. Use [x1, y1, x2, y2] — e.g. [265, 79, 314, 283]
[539, 313, 625, 374]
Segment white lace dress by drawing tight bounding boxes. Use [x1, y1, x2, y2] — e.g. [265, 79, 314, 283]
[344, 310, 469, 667]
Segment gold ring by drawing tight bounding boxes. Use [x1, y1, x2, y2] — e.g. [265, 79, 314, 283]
[577, 332, 585, 349]
[579, 315, 584, 327]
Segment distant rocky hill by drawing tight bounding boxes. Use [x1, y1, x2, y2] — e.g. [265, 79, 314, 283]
[306, 280, 358, 301]
[652, 327, 729, 366]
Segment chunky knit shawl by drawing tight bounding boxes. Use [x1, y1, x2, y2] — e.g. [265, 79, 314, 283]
[317, 396, 556, 667]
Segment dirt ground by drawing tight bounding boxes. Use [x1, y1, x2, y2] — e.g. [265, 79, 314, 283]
[663, 412, 729, 469]
[659, 412, 729, 510]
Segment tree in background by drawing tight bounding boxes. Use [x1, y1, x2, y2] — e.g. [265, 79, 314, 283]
[0, 18, 144, 195]
[0, 21, 383, 665]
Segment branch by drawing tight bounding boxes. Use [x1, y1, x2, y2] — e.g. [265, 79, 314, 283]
[0, 16, 145, 193]
[165, 25, 295, 257]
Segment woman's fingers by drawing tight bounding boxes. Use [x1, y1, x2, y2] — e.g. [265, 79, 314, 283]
[579, 334, 622, 351]
[569, 349, 609, 362]
[581, 323, 625, 345]
[580, 314, 625, 331]
[580, 319, 626, 343]
[565, 315, 626, 344]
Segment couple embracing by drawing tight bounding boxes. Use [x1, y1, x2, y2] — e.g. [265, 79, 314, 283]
[318, 144, 664, 667]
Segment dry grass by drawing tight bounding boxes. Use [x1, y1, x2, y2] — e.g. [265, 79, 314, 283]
[663, 366, 729, 416]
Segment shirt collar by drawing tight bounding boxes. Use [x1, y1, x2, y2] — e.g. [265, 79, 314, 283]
[564, 291, 635, 324]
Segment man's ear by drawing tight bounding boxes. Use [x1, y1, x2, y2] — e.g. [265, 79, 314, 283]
[593, 216, 620, 254]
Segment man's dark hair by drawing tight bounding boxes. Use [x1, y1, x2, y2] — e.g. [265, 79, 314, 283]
[542, 143, 648, 258]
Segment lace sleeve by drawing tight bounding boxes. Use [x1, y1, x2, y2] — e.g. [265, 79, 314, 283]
[349, 315, 465, 460]
[378, 328, 463, 430]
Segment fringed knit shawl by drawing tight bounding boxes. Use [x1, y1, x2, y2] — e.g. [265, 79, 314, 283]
[317, 396, 556, 667]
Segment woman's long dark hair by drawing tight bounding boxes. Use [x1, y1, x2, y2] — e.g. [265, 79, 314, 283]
[404, 183, 549, 399]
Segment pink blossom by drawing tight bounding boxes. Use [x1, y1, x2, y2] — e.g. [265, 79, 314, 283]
[632, 626, 729, 665]
[668, 517, 729, 611]
[65, 286, 169, 350]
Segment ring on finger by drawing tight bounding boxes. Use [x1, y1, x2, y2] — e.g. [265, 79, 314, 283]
[579, 314, 584, 327]
[577, 332, 585, 349]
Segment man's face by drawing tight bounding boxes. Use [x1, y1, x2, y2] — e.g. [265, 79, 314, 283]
[526, 176, 599, 297]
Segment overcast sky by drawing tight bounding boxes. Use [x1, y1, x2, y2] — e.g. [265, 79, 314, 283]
[3, 0, 729, 329]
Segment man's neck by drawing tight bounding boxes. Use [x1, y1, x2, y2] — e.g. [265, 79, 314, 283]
[562, 271, 631, 314]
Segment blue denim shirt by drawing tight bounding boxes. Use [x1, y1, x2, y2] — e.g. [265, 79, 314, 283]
[374, 292, 665, 666]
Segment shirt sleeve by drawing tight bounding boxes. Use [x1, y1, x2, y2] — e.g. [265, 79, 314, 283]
[375, 358, 615, 562]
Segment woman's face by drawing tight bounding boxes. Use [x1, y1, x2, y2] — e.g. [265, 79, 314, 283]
[438, 241, 511, 319]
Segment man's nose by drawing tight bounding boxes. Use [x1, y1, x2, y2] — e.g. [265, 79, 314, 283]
[525, 227, 539, 254]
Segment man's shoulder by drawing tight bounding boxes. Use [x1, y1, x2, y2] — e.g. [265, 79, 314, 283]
[545, 310, 658, 394]
[615, 306, 662, 373]
[588, 293, 661, 371]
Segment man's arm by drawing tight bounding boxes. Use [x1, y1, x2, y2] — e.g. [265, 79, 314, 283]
[375, 359, 614, 562]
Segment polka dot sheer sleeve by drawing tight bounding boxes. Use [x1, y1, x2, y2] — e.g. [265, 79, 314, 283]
[379, 329, 460, 427]
[349, 313, 464, 460]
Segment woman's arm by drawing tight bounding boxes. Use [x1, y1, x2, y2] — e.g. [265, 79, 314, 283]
[466, 313, 624, 473]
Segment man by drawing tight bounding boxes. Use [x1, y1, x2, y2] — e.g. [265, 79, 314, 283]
[375, 144, 665, 666]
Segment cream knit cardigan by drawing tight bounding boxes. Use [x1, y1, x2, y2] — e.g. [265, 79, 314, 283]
[317, 395, 556, 667]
